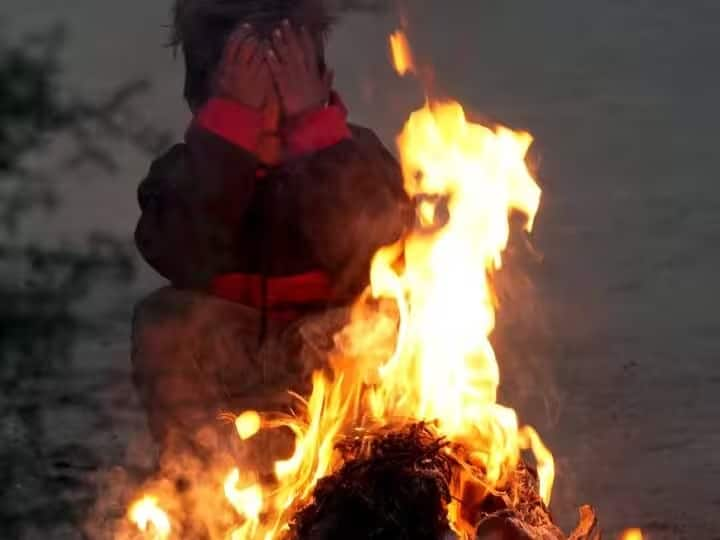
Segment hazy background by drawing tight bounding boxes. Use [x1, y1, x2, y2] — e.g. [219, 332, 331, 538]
[1, 1, 719, 538]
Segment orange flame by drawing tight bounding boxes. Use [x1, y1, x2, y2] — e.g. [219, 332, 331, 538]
[128, 496, 171, 540]
[235, 411, 261, 440]
[620, 529, 644, 540]
[390, 30, 415, 76]
[368, 100, 548, 534]
[225, 469, 263, 538]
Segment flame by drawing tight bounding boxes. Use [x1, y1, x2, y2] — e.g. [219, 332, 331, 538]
[368, 103, 541, 433]
[620, 529, 644, 540]
[218, 99, 548, 538]
[235, 411, 261, 440]
[128, 496, 171, 540]
[390, 30, 415, 76]
[367, 99, 547, 535]
[225, 469, 263, 538]
[126, 29, 555, 540]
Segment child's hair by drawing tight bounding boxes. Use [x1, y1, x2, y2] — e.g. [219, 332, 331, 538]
[171, 0, 335, 110]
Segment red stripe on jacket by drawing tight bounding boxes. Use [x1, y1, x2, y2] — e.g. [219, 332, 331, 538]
[211, 272, 334, 321]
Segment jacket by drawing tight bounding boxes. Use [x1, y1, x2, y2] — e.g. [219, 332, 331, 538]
[135, 94, 409, 320]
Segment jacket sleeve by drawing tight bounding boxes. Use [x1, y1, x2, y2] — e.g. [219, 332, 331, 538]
[135, 102, 263, 288]
[280, 125, 411, 296]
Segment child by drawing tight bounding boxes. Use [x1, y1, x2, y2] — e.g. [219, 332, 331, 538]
[131, 0, 408, 466]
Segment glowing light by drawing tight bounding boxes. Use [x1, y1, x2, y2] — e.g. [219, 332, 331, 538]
[128, 496, 170, 540]
[235, 411, 261, 440]
[620, 529, 644, 540]
[390, 30, 415, 76]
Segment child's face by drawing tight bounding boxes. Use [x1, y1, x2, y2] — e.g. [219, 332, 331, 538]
[260, 30, 324, 132]
[213, 26, 283, 129]
[213, 24, 326, 135]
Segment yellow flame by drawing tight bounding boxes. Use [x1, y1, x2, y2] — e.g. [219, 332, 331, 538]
[235, 411, 261, 440]
[368, 104, 541, 435]
[225, 469, 264, 538]
[224, 469, 263, 519]
[128, 496, 170, 540]
[519, 425, 555, 504]
[390, 30, 415, 76]
[365, 100, 548, 534]
[620, 529, 644, 540]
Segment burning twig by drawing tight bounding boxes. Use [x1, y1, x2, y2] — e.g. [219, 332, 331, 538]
[567, 506, 602, 540]
[286, 423, 454, 540]
[284, 423, 580, 540]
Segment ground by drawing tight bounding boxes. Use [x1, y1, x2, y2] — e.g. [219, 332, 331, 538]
[5, 248, 719, 539]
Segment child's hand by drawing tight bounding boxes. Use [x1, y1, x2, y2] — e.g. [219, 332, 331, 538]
[267, 21, 333, 118]
[214, 25, 273, 110]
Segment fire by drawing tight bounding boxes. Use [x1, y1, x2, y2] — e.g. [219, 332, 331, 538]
[620, 529, 644, 540]
[128, 496, 171, 540]
[389, 30, 415, 75]
[235, 411, 262, 440]
[364, 98, 548, 535]
[367, 98, 543, 435]
[225, 469, 263, 538]
[126, 28, 554, 540]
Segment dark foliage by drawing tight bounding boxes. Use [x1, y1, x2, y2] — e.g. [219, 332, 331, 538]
[0, 25, 170, 362]
[0, 26, 168, 537]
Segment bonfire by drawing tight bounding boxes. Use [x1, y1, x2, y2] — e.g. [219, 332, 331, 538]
[121, 30, 640, 540]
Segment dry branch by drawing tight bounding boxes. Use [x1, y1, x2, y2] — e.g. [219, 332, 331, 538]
[284, 423, 599, 540]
